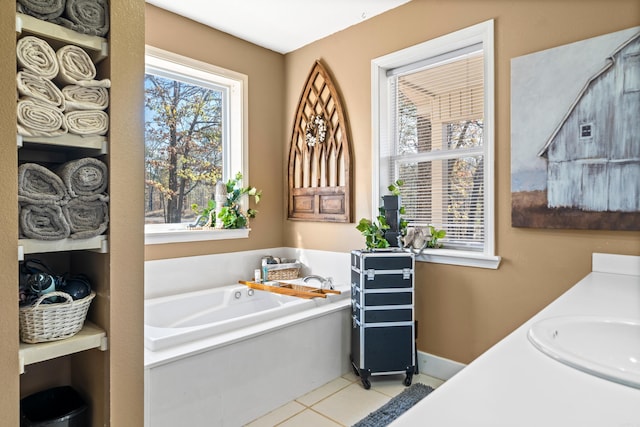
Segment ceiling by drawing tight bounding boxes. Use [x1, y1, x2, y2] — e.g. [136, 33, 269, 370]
[145, 0, 412, 54]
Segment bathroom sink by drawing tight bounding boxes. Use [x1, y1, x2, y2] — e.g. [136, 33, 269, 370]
[528, 316, 640, 389]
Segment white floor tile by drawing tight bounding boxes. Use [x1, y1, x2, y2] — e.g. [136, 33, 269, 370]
[341, 371, 359, 383]
[244, 401, 305, 427]
[365, 373, 443, 397]
[366, 374, 412, 397]
[246, 373, 444, 427]
[278, 409, 342, 427]
[311, 383, 391, 426]
[296, 377, 353, 407]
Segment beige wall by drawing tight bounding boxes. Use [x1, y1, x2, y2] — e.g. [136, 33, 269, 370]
[107, 0, 146, 424]
[1, 0, 20, 422]
[144, 2, 639, 364]
[144, 5, 286, 260]
[283, 0, 640, 363]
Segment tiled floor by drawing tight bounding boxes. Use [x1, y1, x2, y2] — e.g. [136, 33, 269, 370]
[245, 371, 444, 427]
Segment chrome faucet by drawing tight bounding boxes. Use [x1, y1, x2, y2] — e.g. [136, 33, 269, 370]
[303, 275, 334, 290]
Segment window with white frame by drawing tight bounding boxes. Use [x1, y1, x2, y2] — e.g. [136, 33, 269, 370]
[372, 20, 500, 269]
[144, 46, 248, 244]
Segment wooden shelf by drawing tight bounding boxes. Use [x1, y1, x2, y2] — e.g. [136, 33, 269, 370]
[16, 13, 108, 62]
[19, 322, 108, 374]
[18, 135, 108, 163]
[18, 235, 108, 260]
[18, 134, 108, 154]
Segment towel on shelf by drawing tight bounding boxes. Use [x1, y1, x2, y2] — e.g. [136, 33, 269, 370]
[17, 70, 65, 109]
[19, 203, 71, 240]
[17, 0, 65, 21]
[62, 85, 108, 110]
[17, 97, 67, 137]
[57, 157, 108, 198]
[62, 196, 109, 239]
[64, 110, 109, 136]
[56, 45, 111, 88]
[54, 0, 109, 37]
[18, 163, 69, 205]
[16, 36, 59, 80]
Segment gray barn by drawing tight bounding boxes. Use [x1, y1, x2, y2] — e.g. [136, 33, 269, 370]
[538, 32, 640, 212]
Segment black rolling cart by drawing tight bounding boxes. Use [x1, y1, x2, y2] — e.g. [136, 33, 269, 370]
[350, 249, 416, 389]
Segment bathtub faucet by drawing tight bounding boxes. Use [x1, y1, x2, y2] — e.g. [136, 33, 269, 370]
[303, 275, 334, 290]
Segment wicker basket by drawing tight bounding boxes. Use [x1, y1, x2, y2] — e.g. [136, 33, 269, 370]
[265, 263, 301, 281]
[19, 291, 95, 344]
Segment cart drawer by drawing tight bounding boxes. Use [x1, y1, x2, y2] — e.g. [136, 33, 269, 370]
[351, 251, 413, 270]
[354, 307, 412, 323]
[353, 272, 412, 289]
[364, 292, 412, 306]
[352, 289, 413, 306]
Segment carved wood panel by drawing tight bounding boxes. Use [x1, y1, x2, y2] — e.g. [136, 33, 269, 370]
[288, 60, 353, 222]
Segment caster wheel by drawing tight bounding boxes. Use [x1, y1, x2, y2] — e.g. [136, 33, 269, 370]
[362, 378, 371, 390]
[404, 375, 412, 386]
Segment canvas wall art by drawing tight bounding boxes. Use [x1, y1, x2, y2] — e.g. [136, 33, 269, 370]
[511, 26, 640, 230]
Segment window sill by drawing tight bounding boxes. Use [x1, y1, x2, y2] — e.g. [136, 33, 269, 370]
[144, 225, 250, 245]
[414, 248, 501, 269]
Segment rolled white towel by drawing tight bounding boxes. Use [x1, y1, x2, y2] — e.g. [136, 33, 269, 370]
[17, 70, 65, 109]
[16, 36, 59, 79]
[62, 85, 109, 110]
[17, 97, 67, 137]
[56, 45, 111, 88]
[64, 110, 109, 136]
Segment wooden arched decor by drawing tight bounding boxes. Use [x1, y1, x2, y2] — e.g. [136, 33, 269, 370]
[288, 60, 353, 222]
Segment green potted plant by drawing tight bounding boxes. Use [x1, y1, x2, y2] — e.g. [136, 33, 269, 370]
[191, 172, 262, 229]
[357, 179, 447, 251]
[357, 180, 408, 250]
[425, 225, 446, 248]
[356, 211, 392, 249]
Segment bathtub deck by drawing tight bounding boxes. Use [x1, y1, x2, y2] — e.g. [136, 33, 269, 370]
[244, 371, 445, 426]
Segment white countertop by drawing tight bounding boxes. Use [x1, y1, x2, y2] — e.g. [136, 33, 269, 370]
[393, 254, 640, 427]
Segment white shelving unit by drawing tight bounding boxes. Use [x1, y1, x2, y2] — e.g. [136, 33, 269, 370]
[19, 322, 108, 374]
[18, 134, 108, 155]
[18, 235, 108, 261]
[16, 13, 109, 374]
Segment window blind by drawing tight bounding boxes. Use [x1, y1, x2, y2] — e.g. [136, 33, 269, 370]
[385, 47, 486, 250]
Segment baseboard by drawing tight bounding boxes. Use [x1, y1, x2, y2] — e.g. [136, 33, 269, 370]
[417, 350, 466, 381]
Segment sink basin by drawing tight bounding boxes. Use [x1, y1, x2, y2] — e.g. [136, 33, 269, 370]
[528, 316, 640, 389]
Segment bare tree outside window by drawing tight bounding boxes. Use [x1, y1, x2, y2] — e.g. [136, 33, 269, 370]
[144, 74, 224, 224]
[445, 120, 484, 243]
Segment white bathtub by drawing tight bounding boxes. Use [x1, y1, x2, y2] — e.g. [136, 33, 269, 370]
[145, 284, 319, 351]
[144, 279, 351, 427]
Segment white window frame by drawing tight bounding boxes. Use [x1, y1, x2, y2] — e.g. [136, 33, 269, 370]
[371, 20, 501, 269]
[143, 46, 249, 245]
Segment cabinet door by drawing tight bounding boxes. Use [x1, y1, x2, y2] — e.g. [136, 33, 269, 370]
[363, 324, 413, 373]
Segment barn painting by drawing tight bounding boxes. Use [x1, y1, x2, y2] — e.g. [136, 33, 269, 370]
[511, 27, 640, 230]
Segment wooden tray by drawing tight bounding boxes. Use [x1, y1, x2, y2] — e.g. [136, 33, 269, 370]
[239, 280, 341, 299]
